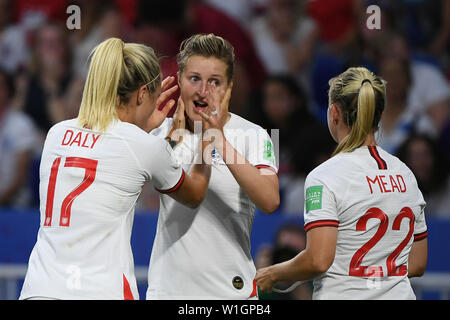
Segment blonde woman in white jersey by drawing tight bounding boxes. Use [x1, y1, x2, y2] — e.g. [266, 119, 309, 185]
[146, 34, 280, 300]
[255, 67, 428, 299]
[20, 38, 212, 300]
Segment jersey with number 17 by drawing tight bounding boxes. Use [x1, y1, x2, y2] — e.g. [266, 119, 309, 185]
[20, 119, 184, 300]
[303, 145, 427, 300]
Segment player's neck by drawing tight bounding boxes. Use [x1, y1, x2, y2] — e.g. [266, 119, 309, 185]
[362, 133, 377, 147]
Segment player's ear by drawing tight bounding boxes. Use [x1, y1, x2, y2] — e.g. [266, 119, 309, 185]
[137, 85, 146, 106]
[330, 103, 340, 124]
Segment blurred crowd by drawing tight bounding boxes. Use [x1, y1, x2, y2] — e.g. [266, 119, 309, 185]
[0, 0, 449, 220]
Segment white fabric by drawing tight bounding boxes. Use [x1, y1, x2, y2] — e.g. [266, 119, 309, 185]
[303, 146, 427, 300]
[20, 118, 183, 300]
[147, 113, 277, 299]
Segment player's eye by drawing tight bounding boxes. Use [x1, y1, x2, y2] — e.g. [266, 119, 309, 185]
[190, 76, 200, 82]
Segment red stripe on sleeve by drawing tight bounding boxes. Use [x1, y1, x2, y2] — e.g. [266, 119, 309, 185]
[414, 231, 428, 241]
[255, 164, 277, 173]
[155, 169, 185, 194]
[304, 220, 339, 232]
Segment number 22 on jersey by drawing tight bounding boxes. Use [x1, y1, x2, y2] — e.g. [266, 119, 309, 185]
[349, 207, 415, 277]
[44, 157, 98, 227]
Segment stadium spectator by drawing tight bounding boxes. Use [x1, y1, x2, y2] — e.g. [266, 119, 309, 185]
[21, 22, 73, 141]
[249, 74, 313, 175]
[397, 134, 450, 217]
[0, 0, 30, 74]
[306, 0, 363, 55]
[71, 1, 129, 79]
[256, 223, 312, 300]
[249, 0, 318, 94]
[248, 74, 332, 214]
[375, 32, 450, 154]
[372, 0, 450, 61]
[376, 33, 450, 145]
[376, 55, 416, 154]
[0, 68, 37, 207]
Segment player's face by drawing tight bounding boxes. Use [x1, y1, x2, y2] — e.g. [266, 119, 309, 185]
[178, 55, 229, 125]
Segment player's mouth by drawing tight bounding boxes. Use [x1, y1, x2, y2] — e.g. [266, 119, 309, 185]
[193, 100, 208, 113]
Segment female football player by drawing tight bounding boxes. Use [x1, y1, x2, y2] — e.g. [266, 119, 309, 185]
[255, 67, 428, 299]
[20, 37, 211, 300]
[146, 33, 280, 299]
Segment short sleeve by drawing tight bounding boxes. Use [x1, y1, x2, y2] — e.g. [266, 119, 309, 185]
[147, 137, 185, 194]
[303, 173, 339, 232]
[413, 192, 428, 242]
[246, 127, 278, 173]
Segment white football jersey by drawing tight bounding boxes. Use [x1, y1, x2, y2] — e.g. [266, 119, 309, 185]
[146, 113, 278, 299]
[20, 118, 184, 300]
[303, 145, 427, 300]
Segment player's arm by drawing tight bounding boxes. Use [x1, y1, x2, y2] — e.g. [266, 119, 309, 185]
[197, 84, 280, 214]
[214, 136, 280, 214]
[255, 226, 337, 292]
[165, 140, 211, 209]
[408, 237, 428, 278]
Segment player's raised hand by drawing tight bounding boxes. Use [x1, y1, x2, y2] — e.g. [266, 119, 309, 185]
[167, 97, 186, 146]
[145, 75, 178, 132]
[196, 82, 231, 132]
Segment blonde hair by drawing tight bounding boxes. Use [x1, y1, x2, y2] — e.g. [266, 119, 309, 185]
[177, 33, 235, 83]
[328, 67, 386, 156]
[78, 37, 161, 132]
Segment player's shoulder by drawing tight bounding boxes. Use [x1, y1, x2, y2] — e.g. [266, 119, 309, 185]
[226, 113, 271, 143]
[227, 112, 266, 132]
[305, 147, 371, 186]
[111, 120, 167, 150]
[47, 118, 79, 136]
[306, 152, 346, 182]
[377, 146, 414, 175]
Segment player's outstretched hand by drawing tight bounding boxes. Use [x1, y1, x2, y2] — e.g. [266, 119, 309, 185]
[145, 75, 178, 132]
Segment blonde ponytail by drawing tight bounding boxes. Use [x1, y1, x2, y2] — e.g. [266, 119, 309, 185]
[78, 37, 161, 132]
[78, 38, 124, 132]
[329, 67, 386, 156]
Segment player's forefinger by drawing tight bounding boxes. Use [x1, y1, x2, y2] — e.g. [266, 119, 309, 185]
[174, 97, 185, 121]
[157, 84, 178, 105]
[161, 76, 175, 91]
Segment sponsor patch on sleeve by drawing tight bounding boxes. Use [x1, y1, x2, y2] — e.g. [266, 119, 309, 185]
[263, 140, 275, 163]
[305, 185, 323, 213]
